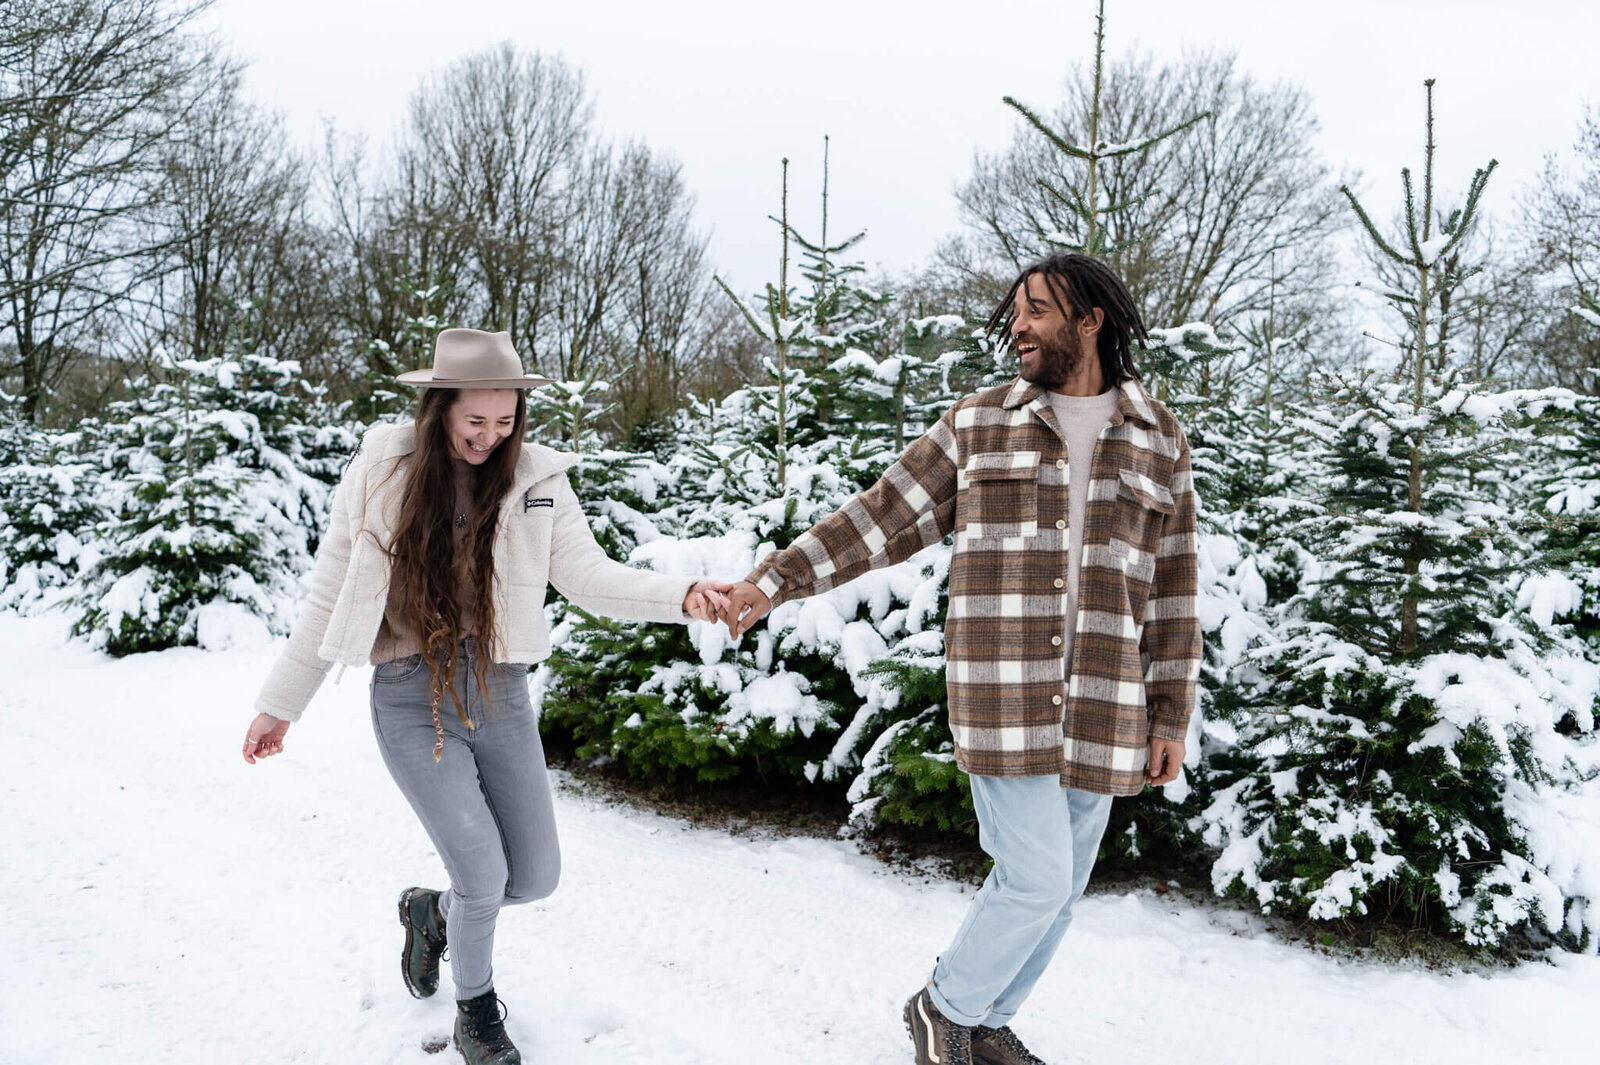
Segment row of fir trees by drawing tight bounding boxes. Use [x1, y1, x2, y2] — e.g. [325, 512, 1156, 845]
[4, 92, 1598, 955]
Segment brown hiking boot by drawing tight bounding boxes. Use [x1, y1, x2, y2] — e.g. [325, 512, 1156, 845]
[453, 989, 521, 1065]
[903, 987, 973, 1065]
[398, 886, 447, 999]
[973, 1024, 1048, 1065]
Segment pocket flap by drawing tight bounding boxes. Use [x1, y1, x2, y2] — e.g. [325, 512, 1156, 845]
[1117, 469, 1175, 513]
[963, 450, 1041, 483]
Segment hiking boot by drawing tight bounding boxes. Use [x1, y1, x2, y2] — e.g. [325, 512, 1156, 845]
[973, 1024, 1048, 1065]
[904, 987, 972, 1065]
[453, 989, 521, 1065]
[398, 886, 447, 999]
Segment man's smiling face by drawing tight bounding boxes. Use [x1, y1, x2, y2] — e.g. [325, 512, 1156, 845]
[1010, 274, 1088, 390]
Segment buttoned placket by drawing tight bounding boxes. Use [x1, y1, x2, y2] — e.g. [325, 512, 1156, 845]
[1039, 395, 1129, 742]
[1031, 403, 1077, 733]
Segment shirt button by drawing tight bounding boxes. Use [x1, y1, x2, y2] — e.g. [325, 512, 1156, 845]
[1056, 459, 1066, 469]
[1054, 578, 1064, 588]
[1051, 635, 1063, 646]
[1052, 695, 1063, 706]
[1055, 519, 1066, 530]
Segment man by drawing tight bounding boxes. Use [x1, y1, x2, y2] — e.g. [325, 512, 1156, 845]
[718, 252, 1200, 1065]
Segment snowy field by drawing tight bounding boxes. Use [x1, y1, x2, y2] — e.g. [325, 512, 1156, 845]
[2, 611, 1596, 1065]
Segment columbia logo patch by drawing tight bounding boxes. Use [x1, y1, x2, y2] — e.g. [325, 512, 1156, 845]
[524, 494, 554, 511]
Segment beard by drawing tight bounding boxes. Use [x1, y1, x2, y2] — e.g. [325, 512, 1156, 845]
[1016, 329, 1089, 389]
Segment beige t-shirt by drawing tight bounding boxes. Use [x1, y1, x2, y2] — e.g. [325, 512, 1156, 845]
[371, 457, 480, 664]
[1046, 387, 1121, 678]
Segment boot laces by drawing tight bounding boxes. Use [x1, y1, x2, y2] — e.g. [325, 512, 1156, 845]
[974, 1024, 1043, 1064]
[926, 996, 973, 1065]
[463, 994, 513, 1051]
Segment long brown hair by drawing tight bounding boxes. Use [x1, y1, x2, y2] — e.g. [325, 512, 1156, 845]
[383, 387, 527, 727]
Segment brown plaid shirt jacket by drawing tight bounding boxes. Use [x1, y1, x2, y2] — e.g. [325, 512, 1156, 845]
[748, 376, 1201, 796]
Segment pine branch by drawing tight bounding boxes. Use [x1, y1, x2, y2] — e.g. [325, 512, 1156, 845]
[1100, 189, 1159, 215]
[1401, 167, 1423, 261]
[1096, 236, 1145, 257]
[1340, 186, 1411, 264]
[1099, 111, 1211, 157]
[1035, 177, 1092, 224]
[786, 226, 868, 257]
[1002, 96, 1088, 158]
[713, 275, 774, 341]
[1435, 161, 1499, 263]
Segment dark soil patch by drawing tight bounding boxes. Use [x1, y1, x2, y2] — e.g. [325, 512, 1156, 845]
[545, 739, 1542, 970]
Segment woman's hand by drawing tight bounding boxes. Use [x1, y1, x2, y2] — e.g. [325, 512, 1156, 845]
[243, 713, 291, 764]
[683, 579, 735, 623]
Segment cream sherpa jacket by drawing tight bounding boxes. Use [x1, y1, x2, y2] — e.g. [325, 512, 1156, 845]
[255, 422, 697, 722]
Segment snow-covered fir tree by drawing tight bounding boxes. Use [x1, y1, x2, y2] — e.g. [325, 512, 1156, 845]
[526, 376, 617, 457]
[69, 338, 358, 656]
[0, 395, 108, 612]
[535, 161, 989, 800]
[1530, 312, 1600, 651]
[1199, 84, 1600, 949]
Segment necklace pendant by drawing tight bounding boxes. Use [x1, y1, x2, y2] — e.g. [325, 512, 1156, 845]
[455, 513, 467, 529]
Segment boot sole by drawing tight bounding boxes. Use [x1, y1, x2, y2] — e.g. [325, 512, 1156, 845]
[399, 887, 437, 1000]
[453, 1030, 522, 1065]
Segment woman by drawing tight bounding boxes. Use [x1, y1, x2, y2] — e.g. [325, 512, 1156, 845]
[241, 329, 729, 1065]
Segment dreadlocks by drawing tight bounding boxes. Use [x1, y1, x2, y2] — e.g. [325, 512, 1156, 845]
[985, 251, 1148, 385]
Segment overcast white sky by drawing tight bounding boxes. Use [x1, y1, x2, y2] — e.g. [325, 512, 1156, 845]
[205, 0, 1598, 294]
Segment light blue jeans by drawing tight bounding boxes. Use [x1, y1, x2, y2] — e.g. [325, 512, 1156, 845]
[370, 642, 560, 1001]
[927, 774, 1114, 1027]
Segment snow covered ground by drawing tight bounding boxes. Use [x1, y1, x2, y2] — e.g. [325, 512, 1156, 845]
[2, 611, 1595, 1065]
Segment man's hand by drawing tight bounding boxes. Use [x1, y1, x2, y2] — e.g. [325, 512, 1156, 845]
[1147, 737, 1185, 786]
[717, 580, 772, 638]
[683, 579, 735, 623]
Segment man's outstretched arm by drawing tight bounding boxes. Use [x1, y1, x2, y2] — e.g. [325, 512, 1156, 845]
[721, 409, 961, 637]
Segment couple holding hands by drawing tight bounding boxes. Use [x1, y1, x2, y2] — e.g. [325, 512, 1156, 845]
[241, 252, 1200, 1065]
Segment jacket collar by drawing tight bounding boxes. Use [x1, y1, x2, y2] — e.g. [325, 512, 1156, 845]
[361, 421, 580, 488]
[1001, 376, 1159, 428]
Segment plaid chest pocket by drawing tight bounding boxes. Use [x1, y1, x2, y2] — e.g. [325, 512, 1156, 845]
[957, 450, 1041, 540]
[1111, 469, 1174, 580]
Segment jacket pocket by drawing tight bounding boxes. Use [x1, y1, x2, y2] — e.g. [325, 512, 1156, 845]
[959, 450, 1041, 540]
[1112, 469, 1173, 582]
[1115, 469, 1175, 514]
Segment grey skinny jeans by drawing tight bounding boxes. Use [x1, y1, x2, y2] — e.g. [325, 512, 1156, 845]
[369, 641, 560, 1001]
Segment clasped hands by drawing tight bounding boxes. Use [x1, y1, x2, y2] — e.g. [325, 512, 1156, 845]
[681, 579, 771, 637]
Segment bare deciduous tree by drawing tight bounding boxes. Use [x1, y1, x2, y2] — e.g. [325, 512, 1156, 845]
[129, 68, 330, 371]
[346, 45, 715, 437]
[1516, 104, 1600, 390]
[320, 124, 475, 391]
[600, 145, 714, 441]
[948, 50, 1343, 341]
[403, 44, 591, 351]
[0, 0, 218, 421]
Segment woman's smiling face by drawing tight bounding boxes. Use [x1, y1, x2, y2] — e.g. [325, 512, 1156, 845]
[445, 389, 519, 464]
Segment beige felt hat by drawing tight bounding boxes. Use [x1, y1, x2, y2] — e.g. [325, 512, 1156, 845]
[396, 329, 552, 388]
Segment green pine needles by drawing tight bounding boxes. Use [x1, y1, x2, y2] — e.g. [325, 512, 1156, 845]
[1200, 83, 1599, 949]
